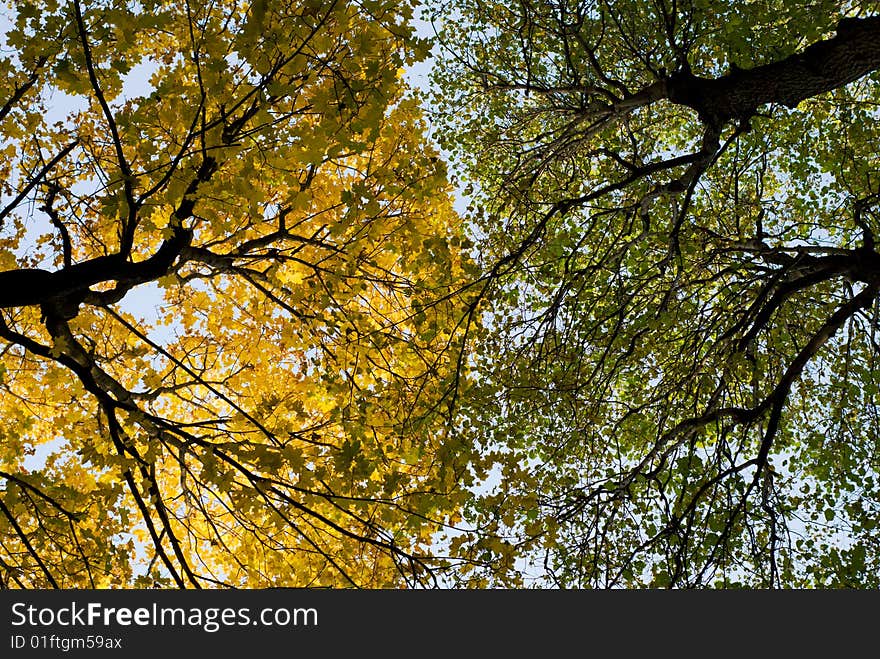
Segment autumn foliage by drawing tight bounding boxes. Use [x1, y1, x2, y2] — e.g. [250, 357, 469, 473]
[0, 0, 478, 587]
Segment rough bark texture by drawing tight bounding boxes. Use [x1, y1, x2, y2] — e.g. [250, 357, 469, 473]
[667, 16, 880, 126]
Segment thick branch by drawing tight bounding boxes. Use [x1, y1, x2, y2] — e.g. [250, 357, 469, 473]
[0, 154, 218, 310]
[667, 16, 880, 126]
[0, 227, 192, 309]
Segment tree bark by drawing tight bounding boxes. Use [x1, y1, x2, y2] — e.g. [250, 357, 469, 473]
[667, 16, 880, 126]
[0, 227, 192, 309]
[0, 156, 214, 311]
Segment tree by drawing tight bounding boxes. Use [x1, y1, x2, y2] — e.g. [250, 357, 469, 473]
[431, 0, 880, 586]
[0, 0, 479, 588]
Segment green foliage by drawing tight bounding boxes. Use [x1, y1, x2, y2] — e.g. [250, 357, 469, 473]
[431, 0, 880, 587]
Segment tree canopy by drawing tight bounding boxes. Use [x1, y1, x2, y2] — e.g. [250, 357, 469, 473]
[1, 0, 879, 589]
[431, 0, 880, 587]
[0, 0, 480, 588]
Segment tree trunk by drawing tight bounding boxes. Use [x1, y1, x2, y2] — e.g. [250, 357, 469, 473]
[667, 16, 880, 126]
